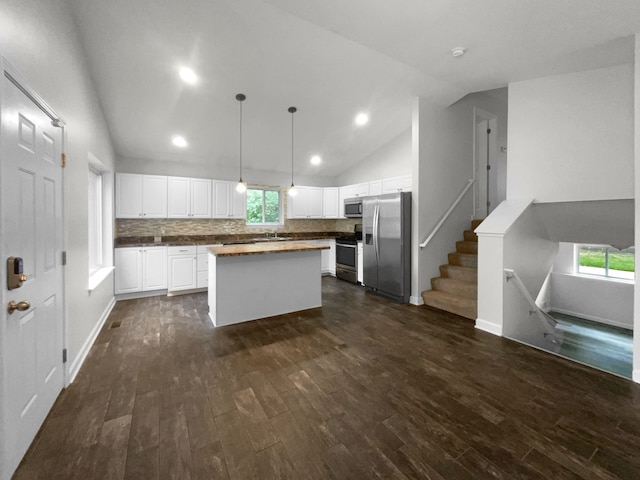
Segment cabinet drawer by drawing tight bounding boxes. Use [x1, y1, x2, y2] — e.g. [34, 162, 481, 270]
[168, 245, 196, 256]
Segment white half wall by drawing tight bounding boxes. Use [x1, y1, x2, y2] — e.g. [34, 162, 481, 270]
[0, 0, 116, 381]
[508, 64, 634, 203]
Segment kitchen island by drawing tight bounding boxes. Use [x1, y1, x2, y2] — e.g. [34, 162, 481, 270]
[207, 242, 329, 327]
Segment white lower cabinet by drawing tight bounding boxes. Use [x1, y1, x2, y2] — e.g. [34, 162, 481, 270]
[309, 239, 335, 275]
[168, 246, 197, 292]
[115, 246, 167, 294]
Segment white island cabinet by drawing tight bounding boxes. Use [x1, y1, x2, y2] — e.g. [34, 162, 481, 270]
[208, 242, 329, 327]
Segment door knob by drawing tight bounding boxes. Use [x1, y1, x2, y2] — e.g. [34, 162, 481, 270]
[7, 300, 30, 314]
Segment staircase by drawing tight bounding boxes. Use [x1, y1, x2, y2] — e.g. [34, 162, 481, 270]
[421, 219, 482, 320]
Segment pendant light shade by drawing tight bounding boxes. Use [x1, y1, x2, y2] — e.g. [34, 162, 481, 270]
[235, 93, 247, 194]
[288, 106, 297, 197]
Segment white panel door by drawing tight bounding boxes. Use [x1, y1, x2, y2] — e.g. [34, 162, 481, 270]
[115, 173, 143, 218]
[307, 187, 323, 218]
[142, 175, 167, 218]
[114, 247, 143, 294]
[191, 178, 212, 218]
[167, 176, 191, 218]
[212, 180, 230, 218]
[142, 247, 167, 290]
[1, 72, 64, 479]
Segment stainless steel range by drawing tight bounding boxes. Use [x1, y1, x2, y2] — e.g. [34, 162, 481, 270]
[335, 236, 358, 283]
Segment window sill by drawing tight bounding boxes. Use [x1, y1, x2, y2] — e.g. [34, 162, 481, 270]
[88, 266, 115, 293]
[560, 271, 635, 285]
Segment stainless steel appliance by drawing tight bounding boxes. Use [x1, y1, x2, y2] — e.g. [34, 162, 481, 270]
[344, 197, 363, 218]
[335, 236, 358, 283]
[363, 192, 411, 302]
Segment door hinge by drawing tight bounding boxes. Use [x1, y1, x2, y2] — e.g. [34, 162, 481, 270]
[61, 153, 66, 168]
[487, 128, 491, 134]
[487, 164, 491, 170]
[61, 251, 67, 266]
[62, 348, 67, 363]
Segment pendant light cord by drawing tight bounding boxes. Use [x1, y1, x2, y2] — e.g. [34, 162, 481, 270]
[239, 99, 243, 179]
[288, 106, 297, 186]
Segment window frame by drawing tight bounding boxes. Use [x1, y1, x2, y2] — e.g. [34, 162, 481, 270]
[575, 244, 635, 281]
[88, 167, 104, 276]
[245, 187, 284, 226]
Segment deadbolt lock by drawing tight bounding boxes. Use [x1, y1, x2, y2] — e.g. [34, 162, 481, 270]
[7, 257, 26, 290]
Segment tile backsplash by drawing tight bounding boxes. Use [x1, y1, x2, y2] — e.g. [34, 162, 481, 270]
[116, 218, 360, 237]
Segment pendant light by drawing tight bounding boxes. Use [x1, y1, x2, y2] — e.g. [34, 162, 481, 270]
[235, 93, 247, 194]
[288, 106, 297, 197]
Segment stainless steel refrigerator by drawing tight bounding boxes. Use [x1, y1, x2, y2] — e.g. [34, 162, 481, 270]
[363, 192, 411, 302]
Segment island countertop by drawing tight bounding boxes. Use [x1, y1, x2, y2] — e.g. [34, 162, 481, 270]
[208, 241, 330, 257]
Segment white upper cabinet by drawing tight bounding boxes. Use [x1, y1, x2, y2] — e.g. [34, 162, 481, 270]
[368, 180, 383, 196]
[168, 176, 212, 218]
[382, 175, 412, 193]
[338, 186, 349, 218]
[288, 186, 323, 219]
[116, 173, 167, 218]
[346, 182, 369, 198]
[322, 187, 339, 218]
[212, 180, 246, 219]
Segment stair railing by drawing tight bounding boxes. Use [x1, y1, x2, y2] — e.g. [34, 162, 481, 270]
[420, 178, 474, 250]
[504, 268, 559, 342]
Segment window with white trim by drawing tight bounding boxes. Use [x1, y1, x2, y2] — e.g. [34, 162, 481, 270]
[246, 188, 283, 225]
[576, 244, 635, 280]
[88, 168, 103, 275]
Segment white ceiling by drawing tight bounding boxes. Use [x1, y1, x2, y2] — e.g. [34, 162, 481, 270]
[69, 0, 640, 179]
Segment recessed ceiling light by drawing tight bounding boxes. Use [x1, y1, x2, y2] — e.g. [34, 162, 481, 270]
[310, 155, 322, 165]
[172, 135, 187, 147]
[179, 67, 198, 84]
[355, 113, 369, 126]
[451, 47, 466, 57]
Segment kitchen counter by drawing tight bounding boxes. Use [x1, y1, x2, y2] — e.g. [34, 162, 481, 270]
[208, 242, 326, 327]
[208, 241, 328, 257]
[115, 232, 345, 248]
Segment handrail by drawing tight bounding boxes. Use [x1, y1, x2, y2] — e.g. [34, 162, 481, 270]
[420, 178, 474, 250]
[504, 268, 559, 339]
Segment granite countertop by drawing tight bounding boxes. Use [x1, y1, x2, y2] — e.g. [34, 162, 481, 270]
[208, 241, 330, 257]
[114, 232, 349, 248]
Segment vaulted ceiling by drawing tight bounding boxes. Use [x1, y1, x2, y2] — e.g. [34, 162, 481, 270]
[69, 0, 640, 178]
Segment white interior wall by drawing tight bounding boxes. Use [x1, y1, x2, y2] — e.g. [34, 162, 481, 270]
[117, 156, 338, 188]
[1, 0, 116, 380]
[549, 243, 633, 329]
[507, 64, 634, 203]
[634, 34, 640, 384]
[413, 91, 508, 303]
[337, 129, 412, 185]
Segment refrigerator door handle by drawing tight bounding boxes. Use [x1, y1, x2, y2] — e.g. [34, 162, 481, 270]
[374, 204, 380, 263]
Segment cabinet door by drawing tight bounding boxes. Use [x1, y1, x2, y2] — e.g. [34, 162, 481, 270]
[307, 187, 323, 218]
[114, 248, 142, 293]
[328, 239, 336, 275]
[116, 173, 143, 218]
[168, 255, 197, 291]
[143, 247, 167, 290]
[322, 187, 339, 218]
[339, 186, 348, 218]
[368, 180, 382, 196]
[230, 187, 247, 218]
[357, 243, 363, 284]
[382, 175, 412, 193]
[142, 175, 168, 218]
[212, 180, 230, 218]
[167, 176, 191, 218]
[288, 188, 308, 218]
[191, 178, 212, 218]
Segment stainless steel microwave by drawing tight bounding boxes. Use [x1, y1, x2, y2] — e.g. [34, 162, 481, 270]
[344, 197, 363, 217]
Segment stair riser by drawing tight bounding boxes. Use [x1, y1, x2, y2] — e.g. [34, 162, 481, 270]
[471, 219, 483, 230]
[448, 253, 477, 268]
[463, 230, 478, 242]
[439, 265, 477, 283]
[456, 241, 478, 254]
[431, 278, 477, 297]
[421, 292, 477, 320]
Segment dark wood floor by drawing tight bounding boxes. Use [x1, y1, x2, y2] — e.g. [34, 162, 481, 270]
[14, 277, 640, 480]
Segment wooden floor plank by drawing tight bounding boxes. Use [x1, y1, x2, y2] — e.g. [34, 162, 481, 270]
[12, 279, 640, 480]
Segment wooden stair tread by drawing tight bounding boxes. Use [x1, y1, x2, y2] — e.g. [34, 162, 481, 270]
[421, 290, 476, 320]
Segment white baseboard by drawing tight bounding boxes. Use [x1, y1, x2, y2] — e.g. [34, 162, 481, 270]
[633, 370, 640, 384]
[409, 295, 424, 306]
[550, 308, 632, 331]
[475, 318, 502, 336]
[66, 296, 115, 386]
